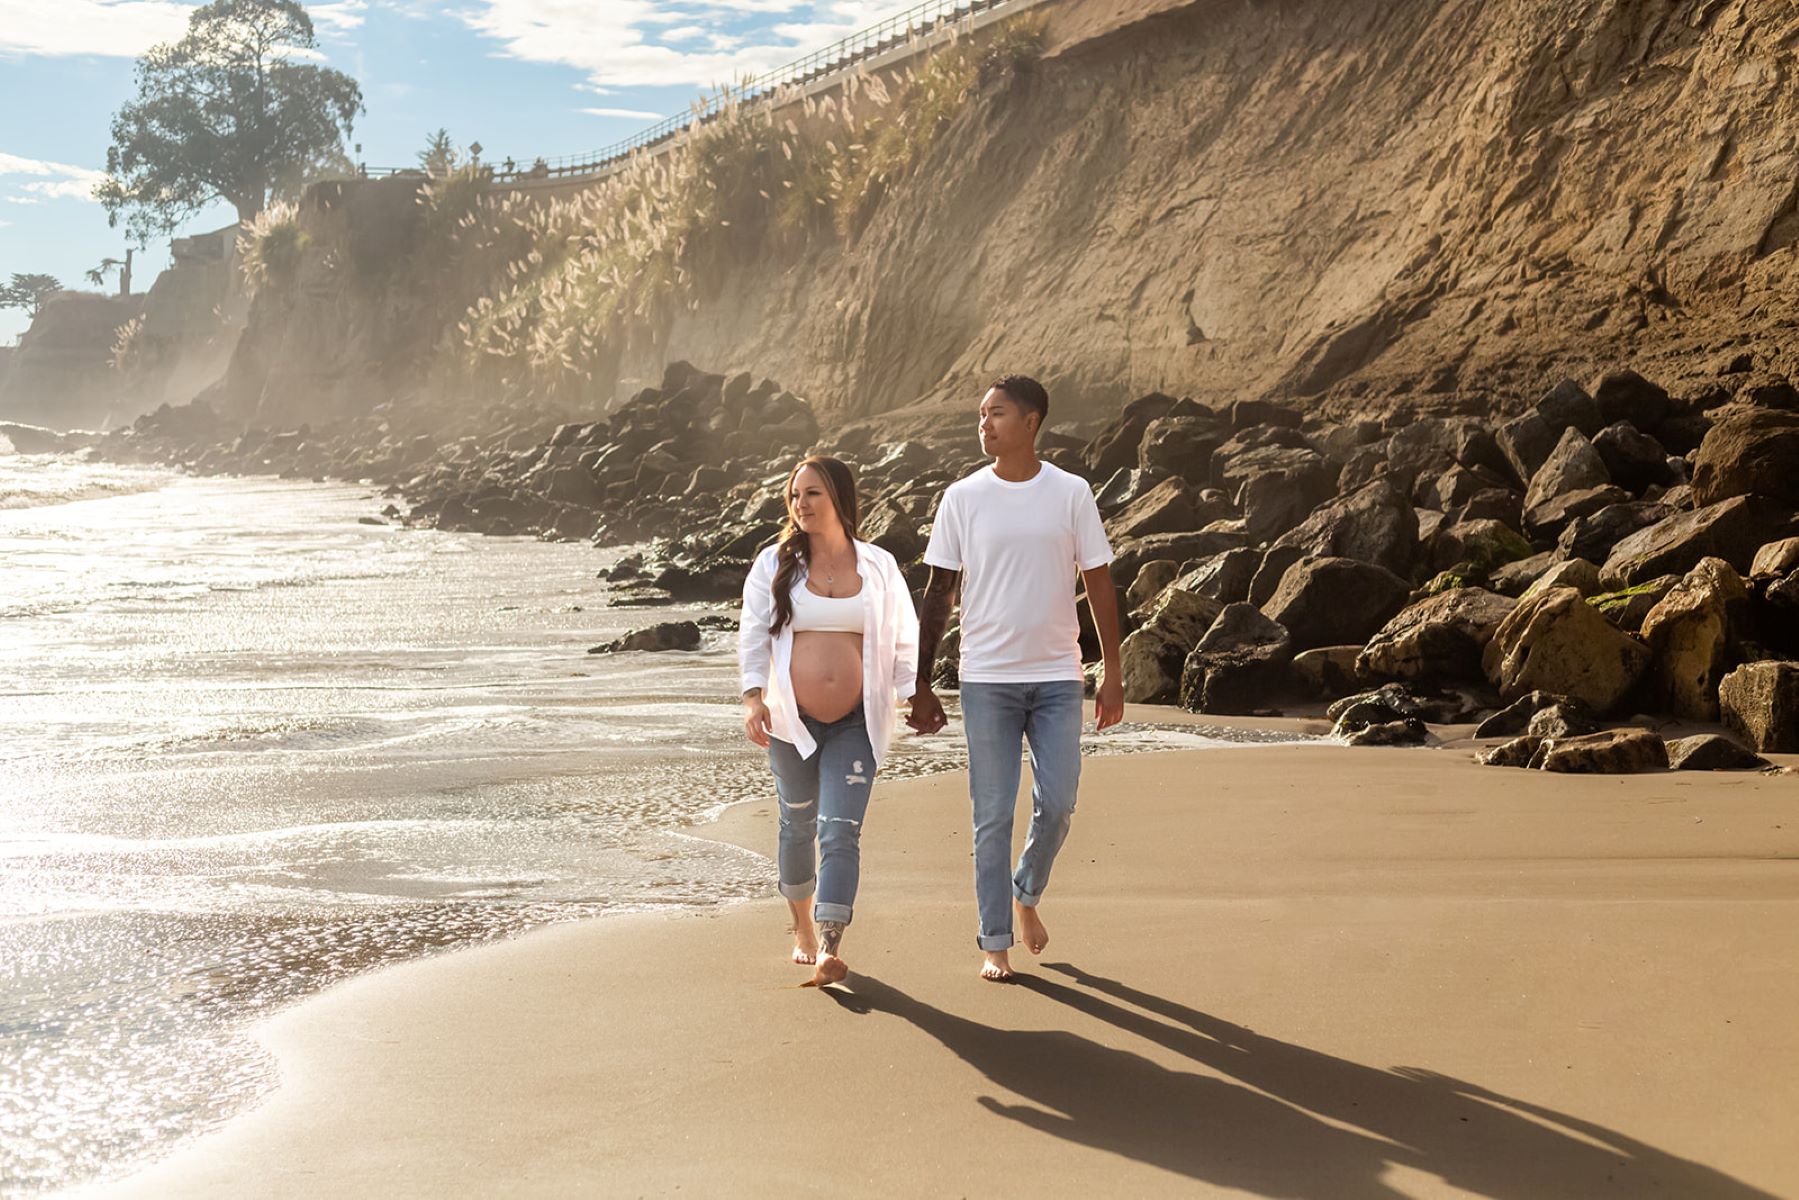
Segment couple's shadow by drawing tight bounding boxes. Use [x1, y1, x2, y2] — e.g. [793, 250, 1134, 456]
[825, 964, 1774, 1199]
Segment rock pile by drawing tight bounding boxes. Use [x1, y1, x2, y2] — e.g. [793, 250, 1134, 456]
[1095, 371, 1798, 764]
[90, 359, 1799, 767]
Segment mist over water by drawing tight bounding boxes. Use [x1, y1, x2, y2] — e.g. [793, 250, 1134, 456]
[0, 460, 1299, 1194]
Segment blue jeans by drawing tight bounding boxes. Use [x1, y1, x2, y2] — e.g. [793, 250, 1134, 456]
[960, 680, 1085, 951]
[766, 705, 875, 926]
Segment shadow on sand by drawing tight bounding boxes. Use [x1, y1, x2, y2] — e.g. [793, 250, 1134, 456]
[824, 964, 1775, 1199]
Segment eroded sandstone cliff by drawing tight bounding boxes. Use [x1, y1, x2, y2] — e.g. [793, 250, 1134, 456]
[209, 0, 1799, 437]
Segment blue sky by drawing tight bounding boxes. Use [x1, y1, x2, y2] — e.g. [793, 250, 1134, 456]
[0, 0, 900, 343]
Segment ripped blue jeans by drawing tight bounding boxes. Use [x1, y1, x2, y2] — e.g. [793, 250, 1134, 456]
[766, 704, 875, 926]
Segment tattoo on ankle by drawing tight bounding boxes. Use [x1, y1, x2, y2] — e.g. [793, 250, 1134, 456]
[817, 920, 845, 957]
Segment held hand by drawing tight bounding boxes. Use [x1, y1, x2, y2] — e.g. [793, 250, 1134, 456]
[908, 688, 948, 735]
[742, 698, 772, 748]
[1095, 674, 1124, 731]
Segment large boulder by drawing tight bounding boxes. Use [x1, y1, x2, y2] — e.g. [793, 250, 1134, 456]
[1666, 734, 1769, 772]
[1106, 477, 1203, 540]
[1271, 478, 1417, 578]
[1137, 415, 1225, 485]
[1588, 575, 1681, 632]
[1171, 548, 1262, 605]
[1084, 393, 1180, 477]
[1523, 557, 1602, 599]
[1592, 422, 1677, 493]
[1476, 735, 1543, 768]
[1118, 587, 1224, 704]
[1179, 604, 1294, 715]
[1474, 691, 1595, 739]
[1261, 557, 1411, 650]
[1718, 661, 1799, 752]
[1637, 557, 1749, 720]
[1125, 559, 1181, 611]
[1523, 427, 1611, 533]
[1600, 496, 1799, 588]
[1292, 645, 1365, 698]
[1094, 466, 1169, 515]
[1358, 587, 1517, 684]
[1537, 377, 1605, 437]
[1750, 537, 1799, 579]
[1481, 587, 1650, 713]
[1238, 454, 1340, 543]
[1591, 370, 1672, 432]
[1690, 408, 1799, 507]
[1429, 518, 1533, 576]
[589, 620, 702, 654]
[1536, 728, 1669, 774]
[1112, 530, 1246, 586]
[1489, 550, 1558, 596]
[861, 501, 924, 563]
[1526, 485, 1632, 542]
[1328, 683, 1431, 746]
[1497, 410, 1560, 486]
[1556, 501, 1671, 566]
[1496, 379, 1601, 484]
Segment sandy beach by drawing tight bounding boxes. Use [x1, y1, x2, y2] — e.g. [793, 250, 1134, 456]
[88, 724, 1798, 1199]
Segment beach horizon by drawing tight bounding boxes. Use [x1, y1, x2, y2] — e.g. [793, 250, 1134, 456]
[84, 728, 1799, 1199]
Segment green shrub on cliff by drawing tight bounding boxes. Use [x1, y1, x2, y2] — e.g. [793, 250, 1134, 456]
[239, 202, 308, 294]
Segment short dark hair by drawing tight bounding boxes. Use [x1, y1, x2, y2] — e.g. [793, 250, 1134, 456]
[988, 374, 1049, 427]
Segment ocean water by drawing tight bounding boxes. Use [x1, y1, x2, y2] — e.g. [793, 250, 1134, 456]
[0, 454, 1302, 1194]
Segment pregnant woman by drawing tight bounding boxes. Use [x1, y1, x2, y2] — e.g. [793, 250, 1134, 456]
[738, 454, 919, 987]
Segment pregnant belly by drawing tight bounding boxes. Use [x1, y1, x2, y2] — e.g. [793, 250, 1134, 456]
[790, 631, 864, 724]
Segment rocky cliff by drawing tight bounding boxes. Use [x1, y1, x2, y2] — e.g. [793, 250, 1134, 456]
[203, 0, 1799, 437]
[0, 226, 245, 430]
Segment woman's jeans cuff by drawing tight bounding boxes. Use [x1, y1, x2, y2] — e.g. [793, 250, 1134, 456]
[779, 878, 816, 903]
[977, 931, 1015, 951]
[813, 901, 852, 925]
[1013, 881, 1043, 908]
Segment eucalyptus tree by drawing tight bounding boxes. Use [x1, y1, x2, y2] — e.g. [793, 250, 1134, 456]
[95, 0, 363, 242]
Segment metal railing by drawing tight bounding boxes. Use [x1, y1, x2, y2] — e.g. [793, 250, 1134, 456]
[359, 0, 1029, 186]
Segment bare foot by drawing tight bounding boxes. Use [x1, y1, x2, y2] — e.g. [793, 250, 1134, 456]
[804, 954, 849, 988]
[980, 950, 1015, 982]
[788, 899, 817, 965]
[1015, 900, 1049, 955]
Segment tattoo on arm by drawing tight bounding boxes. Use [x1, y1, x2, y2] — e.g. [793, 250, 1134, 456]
[916, 568, 960, 691]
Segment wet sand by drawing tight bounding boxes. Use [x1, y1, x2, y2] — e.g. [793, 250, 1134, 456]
[90, 728, 1799, 1199]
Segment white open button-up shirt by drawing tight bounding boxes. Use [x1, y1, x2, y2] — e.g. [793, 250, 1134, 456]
[738, 539, 920, 765]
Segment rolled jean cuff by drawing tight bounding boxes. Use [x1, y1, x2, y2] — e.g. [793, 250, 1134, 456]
[813, 901, 852, 925]
[977, 931, 1015, 951]
[779, 877, 816, 903]
[1013, 881, 1043, 908]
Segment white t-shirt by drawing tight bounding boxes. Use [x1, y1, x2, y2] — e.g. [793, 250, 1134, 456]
[922, 462, 1113, 683]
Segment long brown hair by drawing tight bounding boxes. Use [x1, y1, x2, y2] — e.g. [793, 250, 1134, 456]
[770, 455, 860, 635]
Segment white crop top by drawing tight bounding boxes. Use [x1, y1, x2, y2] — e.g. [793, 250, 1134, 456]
[791, 585, 864, 634]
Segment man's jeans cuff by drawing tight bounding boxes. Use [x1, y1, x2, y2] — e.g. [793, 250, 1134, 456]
[977, 931, 1015, 951]
[1013, 881, 1043, 908]
[779, 878, 816, 902]
[814, 901, 852, 925]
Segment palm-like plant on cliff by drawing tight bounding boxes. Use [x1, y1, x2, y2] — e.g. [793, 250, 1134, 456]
[95, 0, 363, 244]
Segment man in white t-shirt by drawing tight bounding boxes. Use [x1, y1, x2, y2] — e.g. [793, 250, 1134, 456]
[911, 375, 1124, 982]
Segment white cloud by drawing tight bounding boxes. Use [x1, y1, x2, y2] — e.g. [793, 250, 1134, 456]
[461, 0, 907, 91]
[311, 1, 368, 35]
[0, 0, 192, 58]
[0, 151, 105, 204]
[581, 106, 667, 120]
